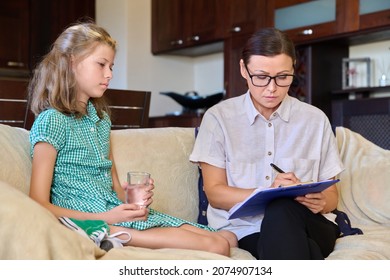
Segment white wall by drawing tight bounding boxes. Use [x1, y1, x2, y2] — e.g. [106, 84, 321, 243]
[96, 0, 224, 116]
[95, 0, 128, 89]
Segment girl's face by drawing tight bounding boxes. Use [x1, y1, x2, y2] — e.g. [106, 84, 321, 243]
[72, 43, 115, 105]
[240, 54, 294, 120]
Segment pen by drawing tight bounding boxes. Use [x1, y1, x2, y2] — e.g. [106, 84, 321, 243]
[270, 163, 285, 173]
[270, 163, 286, 188]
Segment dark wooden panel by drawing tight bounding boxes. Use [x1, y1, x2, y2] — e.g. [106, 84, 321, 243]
[149, 114, 203, 128]
[360, 9, 390, 31]
[332, 97, 390, 149]
[0, 0, 30, 72]
[105, 89, 151, 129]
[0, 78, 29, 127]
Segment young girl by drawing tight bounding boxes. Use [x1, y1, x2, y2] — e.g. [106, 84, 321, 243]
[28, 21, 237, 256]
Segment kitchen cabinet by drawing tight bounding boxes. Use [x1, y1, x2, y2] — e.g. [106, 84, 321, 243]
[359, 0, 390, 31]
[151, 0, 224, 55]
[266, 0, 351, 45]
[0, 0, 95, 77]
[29, 0, 95, 71]
[151, 0, 390, 56]
[0, 0, 30, 75]
[266, 0, 390, 45]
[223, 33, 251, 99]
[223, 0, 268, 99]
[151, 0, 182, 54]
[185, 0, 224, 48]
[223, 0, 267, 38]
[0, 0, 95, 130]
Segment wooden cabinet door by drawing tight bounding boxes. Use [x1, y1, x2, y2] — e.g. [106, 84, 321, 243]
[29, 0, 96, 70]
[152, 0, 224, 54]
[223, 0, 268, 99]
[359, 0, 390, 31]
[0, 0, 95, 129]
[183, 0, 224, 46]
[151, 0, 184, 54]
[0, 0, 30, 73]
[223, 33, 251, 99]
[269, 0, 350, 45]
[223, 0, 268, 37]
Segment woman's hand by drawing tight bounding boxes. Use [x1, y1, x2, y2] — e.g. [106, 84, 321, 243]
[295, 183, 338, 214]
[295, 192, 326, 214]
[271, 172, 300, 188]
[272, 172, 328, 213]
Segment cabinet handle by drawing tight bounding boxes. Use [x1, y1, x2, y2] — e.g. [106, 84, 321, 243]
[0, 120, 24, 124]
[231, 26, 241, 33]
[188, 35, 200, 42]
[298, 29, 313, 35]
[170, 39, 183, 46]
[7, 61, 25, 67]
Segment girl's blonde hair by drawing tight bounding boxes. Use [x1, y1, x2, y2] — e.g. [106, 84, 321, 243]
[28, 21, 117, 119]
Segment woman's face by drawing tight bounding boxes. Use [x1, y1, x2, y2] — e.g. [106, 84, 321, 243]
[72, 43, 115, 105]
[240, 54, 294, 119]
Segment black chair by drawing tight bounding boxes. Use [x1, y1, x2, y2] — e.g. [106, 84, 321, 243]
[0, 78, 29, 128]
[105, 89, 151, 129]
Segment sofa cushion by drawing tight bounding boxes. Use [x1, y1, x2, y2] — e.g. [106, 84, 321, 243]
[110, 127, 200, 223]
[0, 180, 105, 259]
[1, 179, 254, 259]
[0, 124, 31, 195]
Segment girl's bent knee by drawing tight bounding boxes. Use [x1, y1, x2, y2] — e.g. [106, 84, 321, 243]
[218, 230, 238, 247]
[207, 236, 231, 257]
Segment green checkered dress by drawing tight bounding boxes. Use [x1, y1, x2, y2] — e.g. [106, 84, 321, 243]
[29, 102, 214, 231]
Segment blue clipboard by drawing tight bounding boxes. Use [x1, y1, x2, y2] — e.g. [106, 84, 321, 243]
[228, 179, 340, 220]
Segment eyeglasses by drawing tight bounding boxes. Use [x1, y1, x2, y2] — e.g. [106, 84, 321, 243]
[245, 64, 294, 87]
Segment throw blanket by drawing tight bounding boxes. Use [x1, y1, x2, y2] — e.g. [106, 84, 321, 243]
[336, 126, 390, 226]
[326, 127, 390, 259]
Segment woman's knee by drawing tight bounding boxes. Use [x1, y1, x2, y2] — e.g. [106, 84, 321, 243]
[261, 198, 307, 234]
[266, 198, 296, 211]
[264, 198, 305, 219]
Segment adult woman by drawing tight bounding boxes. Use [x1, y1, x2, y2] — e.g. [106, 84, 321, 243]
[190, 27, 343, 259]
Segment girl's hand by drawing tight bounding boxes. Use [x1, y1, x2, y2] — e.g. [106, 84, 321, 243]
[121, 178, 154, 207]
[143, 178, 154, 208]
[103, 204, 149, 224]
[295, 192, 326, 214]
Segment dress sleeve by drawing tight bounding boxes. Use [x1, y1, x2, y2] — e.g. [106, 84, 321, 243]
[29, 110, 67, 155]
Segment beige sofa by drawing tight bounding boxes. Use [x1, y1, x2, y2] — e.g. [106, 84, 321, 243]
[0, 123, 389, 260]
